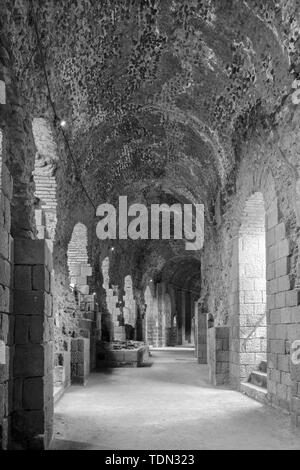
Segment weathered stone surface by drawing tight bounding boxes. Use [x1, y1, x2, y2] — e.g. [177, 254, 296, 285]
[1, 0, 300, 448]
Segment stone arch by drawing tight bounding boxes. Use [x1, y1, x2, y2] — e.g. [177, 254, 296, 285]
[32, 118, 58, 243]
[231, 192, 267, 386]
[230, 162, 297, 414]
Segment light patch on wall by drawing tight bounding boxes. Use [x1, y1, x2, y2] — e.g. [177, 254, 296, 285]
[0, 80, 6, 105]
[0, 340, 6, 364]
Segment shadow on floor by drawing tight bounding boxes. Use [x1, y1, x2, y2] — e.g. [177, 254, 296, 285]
[51, 438, 106, 450]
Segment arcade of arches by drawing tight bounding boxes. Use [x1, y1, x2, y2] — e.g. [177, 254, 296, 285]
[0, 0, 300, 450]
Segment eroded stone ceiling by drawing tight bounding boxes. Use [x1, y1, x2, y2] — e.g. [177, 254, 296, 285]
[2, 0, 300, 288]
[4, 1, 299, 205]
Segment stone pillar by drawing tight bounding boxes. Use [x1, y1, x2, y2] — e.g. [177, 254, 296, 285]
[0, 129, 13, 450]
[11, 239, 54, 450]
[195, 305, 208, 364]
[181, 291, 186, 345]
[208, 326, 229, 385]
[71, 337, 90, 385]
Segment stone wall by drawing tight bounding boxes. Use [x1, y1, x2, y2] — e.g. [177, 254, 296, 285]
[71, 337, 90, 386]
[101, 258, 138, 342]
[0, 127, 13, 450]
[12, 239, 54, 450]
[144, 282, 196, 349]
[195, 306, 208, 364]
[208, 327, 230, 386]
[32, 118, 58, 242]
[68, 223, 92, 294]
[203, 104, 300, 419]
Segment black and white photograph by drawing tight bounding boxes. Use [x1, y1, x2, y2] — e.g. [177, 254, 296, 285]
[0, 0, 300, 455]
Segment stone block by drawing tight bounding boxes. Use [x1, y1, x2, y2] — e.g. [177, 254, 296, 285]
[267, 278, 277, 295]
[11, 410, 45, 448]
[14, 316, 29, 344]
[277, 383, 287, 401]
[267, 202, 278, 230]
[23, 378, 44, 410]
[13, 378, 23, 411]
[270, 340, 286, 354]
[35, 210, 44, 226]
[290, 306, 300, 323]
[275, 292, 285, 309]
[32, 266, 50, 292]
[266, 228, 275, 247]
[277, 275, 291, 293]
[81, 266, 92, 277]
[0, 313, 9, 344]
[78, 285, 89, 295]
[14, 239, 52, 270]
[29, 315, 44, 343]
[14, 266, 32, 291]
[13, 344, 44, 377]
[281, 371, 292, 387]
[275, 258, 289, 278]
[287, 323, 300, 341]
[0, 79, 6, 104]
[268, 245, 277, 264]
[0, 258, 11, 287]
[280, 308, 292, 325]
[0, 227, 9, 259]
[286, 290, 300, 307]
[275, 222, 286, 242]
[278, 354, 290, 373]
[277, 239, 290, 260]
[14, 291, 44, 315]
[0, 285, 10, 313]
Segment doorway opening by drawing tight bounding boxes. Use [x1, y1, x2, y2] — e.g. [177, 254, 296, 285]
[238, 192, 267, 392]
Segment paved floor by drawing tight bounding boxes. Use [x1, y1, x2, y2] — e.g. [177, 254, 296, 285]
[52, 349, 300, 450]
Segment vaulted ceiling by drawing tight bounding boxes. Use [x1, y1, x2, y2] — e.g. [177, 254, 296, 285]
[2, 0, 299, 289]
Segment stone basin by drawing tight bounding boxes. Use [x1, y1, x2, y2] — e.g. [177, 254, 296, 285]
[96, 341, 150, 368]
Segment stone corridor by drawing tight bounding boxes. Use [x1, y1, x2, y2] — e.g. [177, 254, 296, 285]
[52, 349, 300, 450]
[1, 0, 300, 450]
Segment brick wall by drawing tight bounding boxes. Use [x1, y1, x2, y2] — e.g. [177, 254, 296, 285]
[32, 118, 58, 241]
[68, 223, 92, 294]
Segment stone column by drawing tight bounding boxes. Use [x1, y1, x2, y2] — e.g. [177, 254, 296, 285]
[0, 152, 13, 450]
[195, 305, 208, 364]
[181, 291, 186, 345]
[208, 326, 230, 385]
[71, 337, 90, 385]
[11, 239, 54, 450]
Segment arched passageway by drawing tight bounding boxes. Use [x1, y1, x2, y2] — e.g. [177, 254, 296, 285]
[1, 0, 300, 450]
